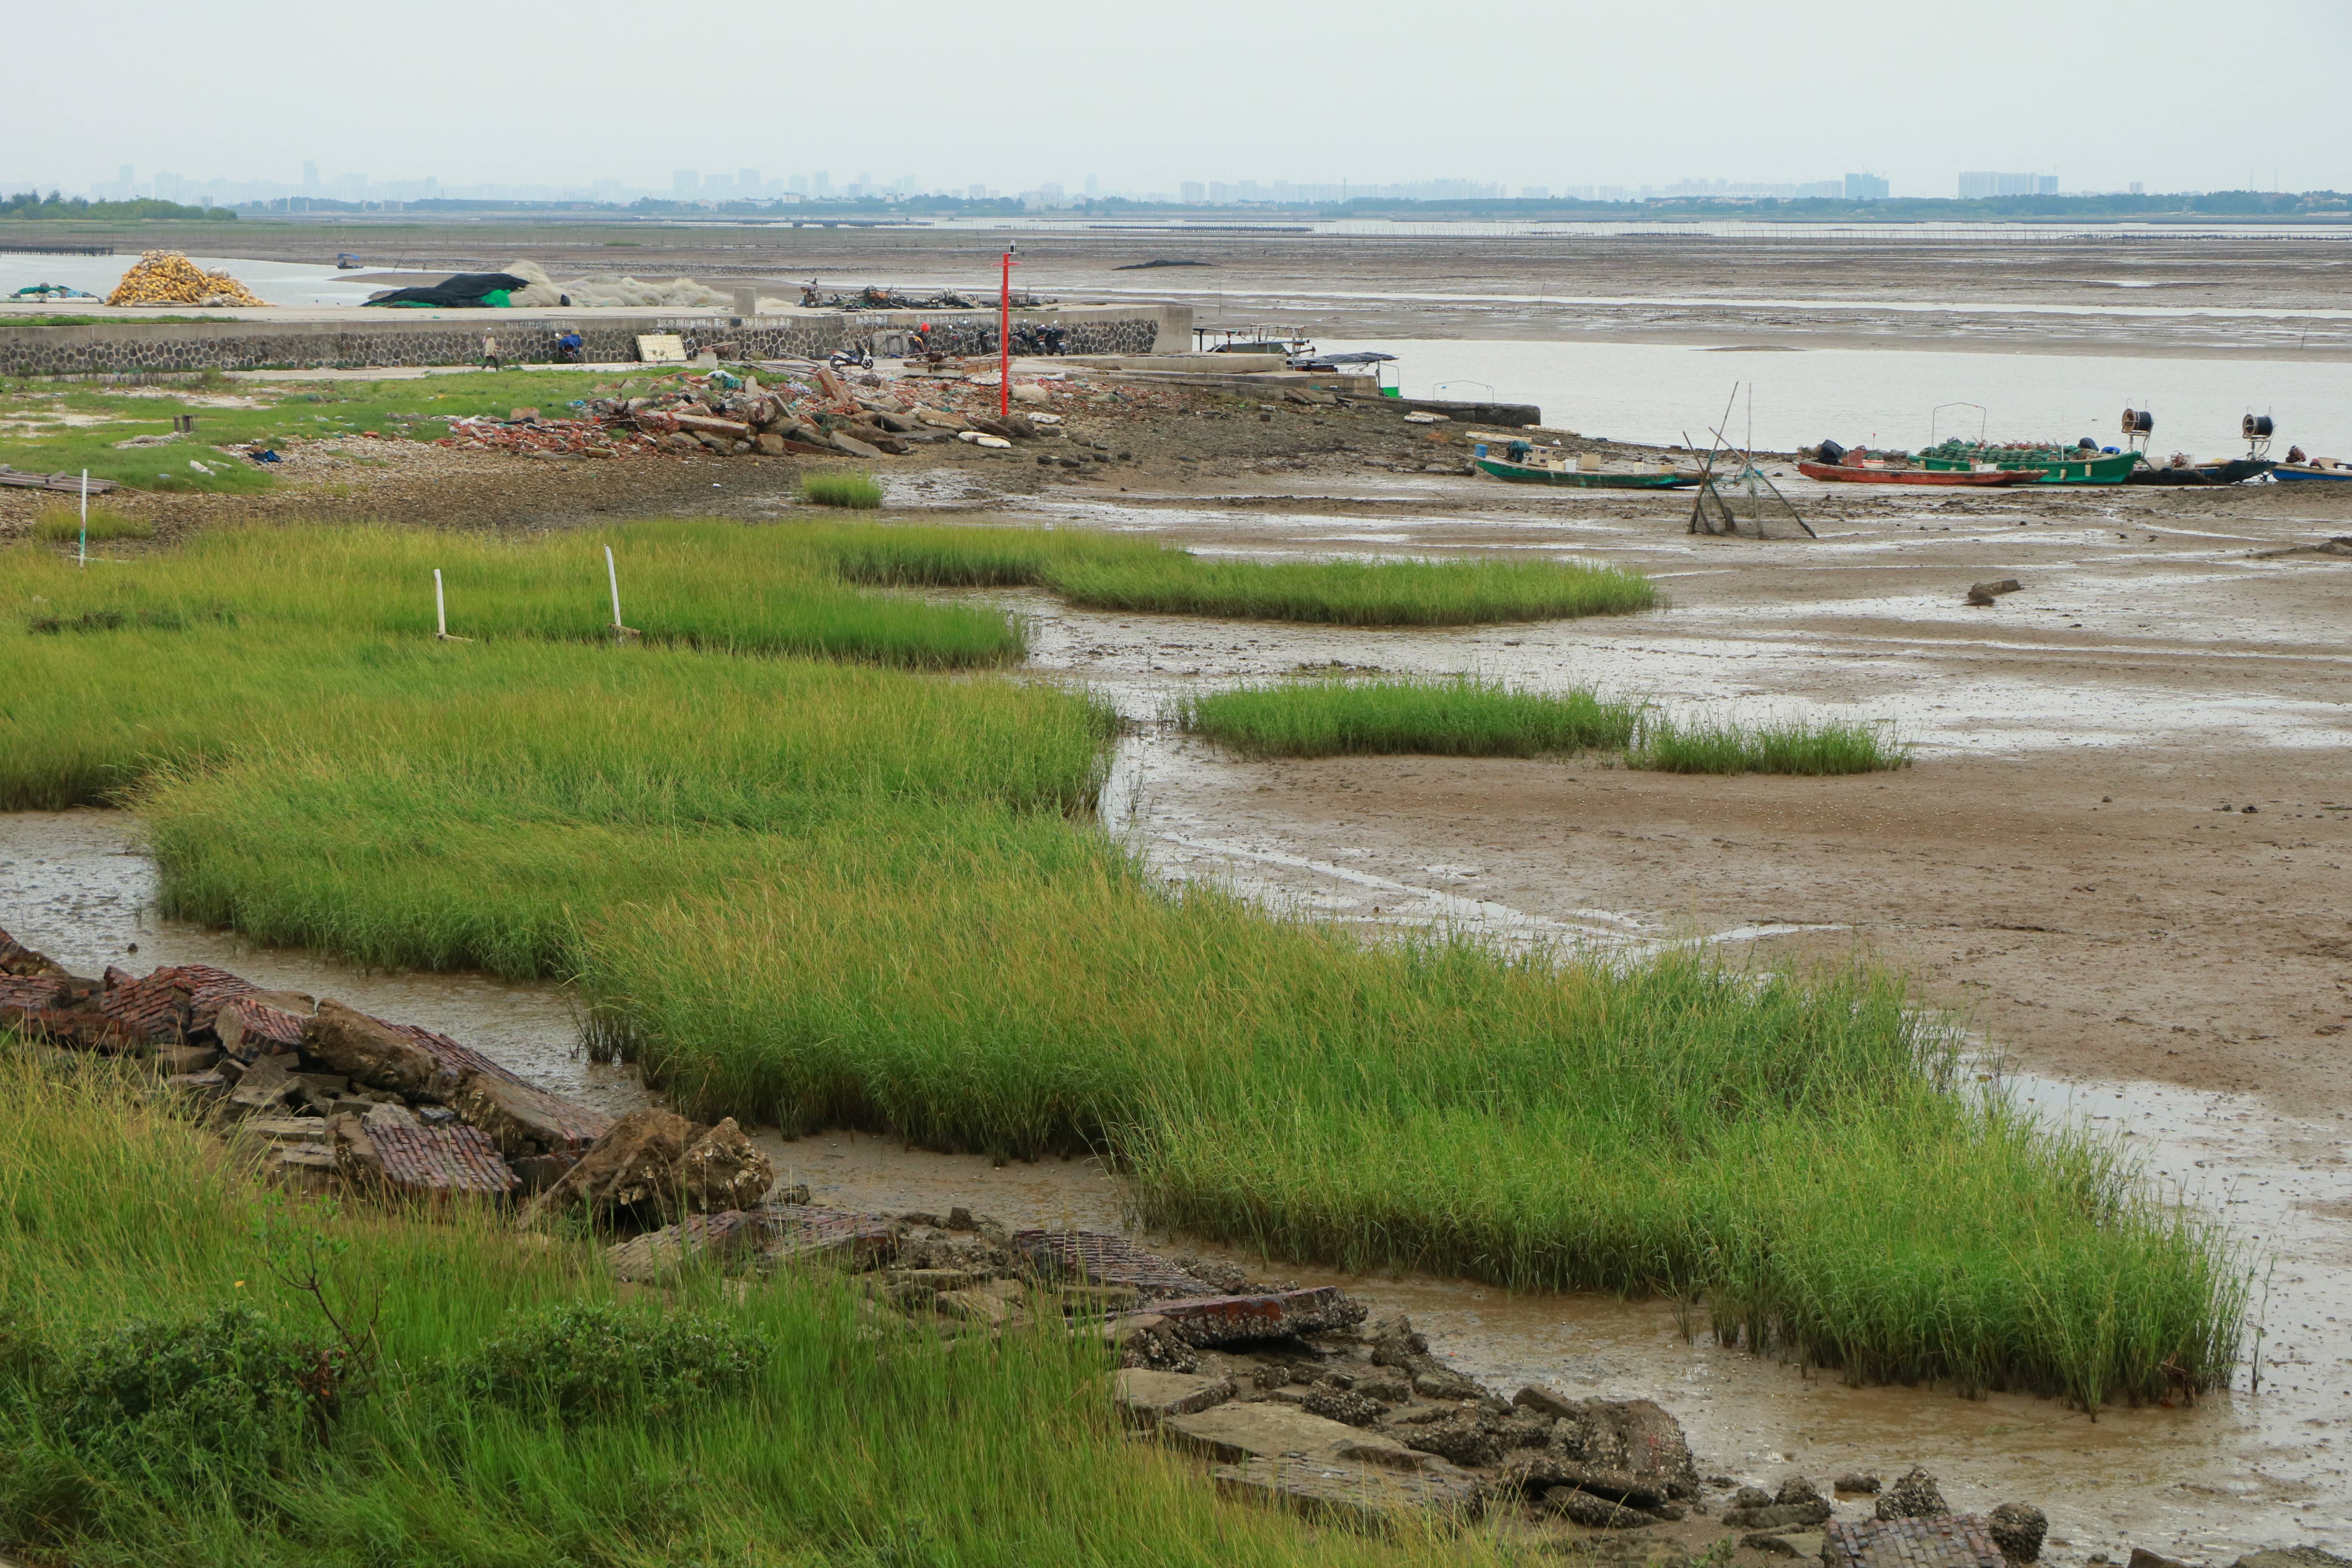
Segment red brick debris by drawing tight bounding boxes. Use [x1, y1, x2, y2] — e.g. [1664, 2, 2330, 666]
[1011, 1229, 1216, 1298]
[366, 1123, 522, 1197]
[1825, 1516, 2005, 1568]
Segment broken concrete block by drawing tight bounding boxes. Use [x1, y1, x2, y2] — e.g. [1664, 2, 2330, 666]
[829, 430, 883, 459]
[1148, 1286, 1367, 1347]
[1876, 1466, 1952, 1519]
[1544, 1486, 1659, 1528]
[452, 1068, 611, 1158]
[1826, 1516, 2005, 1568]
[241, 1116, 330, 1145]
[1986, 1502, 2046, 1563]
[1965, 578, 2022, 607]
[517, 1107, 696, 1225]
[152, 1043, 220, 1075]
[677, 1116, 772, 1213]
[1331, 1437, 1439, 1472]
[223, 1054, 297, 1116]
[757, 1205, 900, 1271]
[303, 1000, 444, 1096]
[1114, 1369, 1233, 1426]
[1725, 1498, 1834, 1529]
[1160, 1401, 1370, 1464]
[1746, 1530, 1828, 1559]
[935, 1278, 1026, 1327]
[1210, 1456, 1487, 1526]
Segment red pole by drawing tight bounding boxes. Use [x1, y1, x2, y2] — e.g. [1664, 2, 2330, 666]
[999, 244, 1014, 419]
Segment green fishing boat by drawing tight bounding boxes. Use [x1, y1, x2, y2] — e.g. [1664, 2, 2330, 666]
[1915, 440, 2143, 485]
[1470, 437, 1699, 488]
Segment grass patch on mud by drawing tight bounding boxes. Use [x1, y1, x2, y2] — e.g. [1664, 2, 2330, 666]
[0, 1058, 1459, 1568]
[0, 368, 637, 494]
[1182, 676, 1910, 775]
[0, 522, 2245, 1419]
[798, 470, 884, 509]
[29, 500, 150, 544]
[791, 519, 1658, 626]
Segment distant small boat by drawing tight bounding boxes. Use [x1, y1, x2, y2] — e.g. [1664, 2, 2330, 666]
[1473, 454, 1699, 489]
[2273, 457, 2352, 482]
[1796, 460, 2034, 487]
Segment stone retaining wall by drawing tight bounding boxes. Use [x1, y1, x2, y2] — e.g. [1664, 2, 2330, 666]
[0, 305, 1181, 377]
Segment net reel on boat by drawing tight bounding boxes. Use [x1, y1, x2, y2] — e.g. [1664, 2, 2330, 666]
[2243, 413, 2275, 459]
[2120, 406, 2154, 456]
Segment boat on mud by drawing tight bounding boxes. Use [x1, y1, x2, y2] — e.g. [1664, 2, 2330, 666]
[2272, 454, 2352, 482]
[1796, 443, 2036, 486]
[1470, 436, 1699, 489]
[1915, 439, 2142, 485]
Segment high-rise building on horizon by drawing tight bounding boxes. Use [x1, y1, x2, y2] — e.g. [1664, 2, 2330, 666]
[1958, 170, 2057, 199]
[1845, 171, 1888, 201]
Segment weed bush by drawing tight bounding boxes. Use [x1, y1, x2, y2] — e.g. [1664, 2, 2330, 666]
[456, 1302, 761, 1422]
[35, 1306, 339, 1482]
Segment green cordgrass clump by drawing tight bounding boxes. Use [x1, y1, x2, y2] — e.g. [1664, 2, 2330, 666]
[1178, 675, 1911, 775]
[1632, 715, 1910, 775]
[1182, 675, 1639, 758]
[5, 521, 1024, 668]
[0, 1058, 1457, 1568]
[793, 519, 1657, 626]
[28, 501, 151, 544]
[797, 470, 884, 509]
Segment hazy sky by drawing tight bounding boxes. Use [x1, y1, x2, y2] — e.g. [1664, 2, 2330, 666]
[24, 0, 2351, 196]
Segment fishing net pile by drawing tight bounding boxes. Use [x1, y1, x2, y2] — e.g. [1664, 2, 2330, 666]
[105, 251, 268, 308]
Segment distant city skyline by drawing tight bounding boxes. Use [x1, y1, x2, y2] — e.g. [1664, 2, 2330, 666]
[16, 162, 2301, 214]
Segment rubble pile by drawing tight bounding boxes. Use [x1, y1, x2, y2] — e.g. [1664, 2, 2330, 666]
[565, 361, 1166, 470]
[0, 925, 761, 1205]
[439, 413, 656, 459]
[105, 250, 269, 309]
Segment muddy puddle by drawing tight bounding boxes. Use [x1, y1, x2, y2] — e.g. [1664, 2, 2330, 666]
[0, 809, 645, 1116]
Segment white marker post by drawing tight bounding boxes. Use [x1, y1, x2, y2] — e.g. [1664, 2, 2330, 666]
[434, 568, 448, 638]
[604, 545, 637, 642]
[78, 470, 88, 568]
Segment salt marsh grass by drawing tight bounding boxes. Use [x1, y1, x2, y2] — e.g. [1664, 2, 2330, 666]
[0, 522, 2240, 1415]
[4, 521, 1024, 666]
[0, 1056, 1466, 1567]
[793, 519, 1657, 625]
[1181, 675, 1909, 775]
[29, 501, 151, 544]
[1632, 714, 1911, 775]
[1182, 675, 1638, 758]
[797, 470, 884, 509]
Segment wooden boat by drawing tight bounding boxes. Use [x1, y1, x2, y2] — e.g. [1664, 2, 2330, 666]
[1796, 460, 2034, 487]
[1473, 454, 1699, 489]
[2123, 456, 2274, 486]
[2272, 457, 2352, 482]
[1916, 445, 2142, 485]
